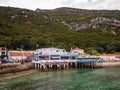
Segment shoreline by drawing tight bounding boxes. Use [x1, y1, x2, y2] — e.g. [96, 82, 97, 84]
[97, 61, 120, 67]
[0, 62, 35, 82]
[0, 61, 120, 82]
[0, 62, 33, 74]
[0, 69, 38, 82]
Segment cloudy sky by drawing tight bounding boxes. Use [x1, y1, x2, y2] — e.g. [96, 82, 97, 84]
[0, 0, 120, 10]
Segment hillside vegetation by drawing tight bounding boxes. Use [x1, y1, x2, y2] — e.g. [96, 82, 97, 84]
[0, 7, 120, 54]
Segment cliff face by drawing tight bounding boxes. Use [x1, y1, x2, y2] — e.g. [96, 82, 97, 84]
[48, 17, 120, 31]
[36, 7, 120, 32]
[72, 17, 120, 30]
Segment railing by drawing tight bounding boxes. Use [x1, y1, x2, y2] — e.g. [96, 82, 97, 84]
[32, 58, 105, 64]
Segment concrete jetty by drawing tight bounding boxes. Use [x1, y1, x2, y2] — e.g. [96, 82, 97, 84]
[32, 59, 104, 71]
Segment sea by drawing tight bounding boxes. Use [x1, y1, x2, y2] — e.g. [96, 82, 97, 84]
[0, 66, 120, 90]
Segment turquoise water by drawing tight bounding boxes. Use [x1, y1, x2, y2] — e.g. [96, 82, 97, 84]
[0, 66, 120, 90]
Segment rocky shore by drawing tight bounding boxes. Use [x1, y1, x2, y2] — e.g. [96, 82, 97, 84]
[0, 69, 38, 82]
[0, 63, 34, 75]
[0, 63, 36, 82]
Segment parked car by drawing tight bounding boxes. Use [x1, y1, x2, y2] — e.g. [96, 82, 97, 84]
[1, 57, 14, 63]
[26, 56, 33, 62]
[1, 57, 8, 63]
[14, 59, 19, 62]
[8, 58, 14, 63]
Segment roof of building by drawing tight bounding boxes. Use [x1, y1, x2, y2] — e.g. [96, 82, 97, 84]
[99, 54, 120, 56]
[37, 47, 65, 51]
[9, 51, 32, 56]
[72, 47, 84, 50]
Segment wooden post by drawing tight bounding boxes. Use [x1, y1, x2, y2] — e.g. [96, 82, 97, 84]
[82, 63, 83, 68]
[35, 63, 37, 69]
[75, 62, 77, 68]
[38, 64, 40, 69]
[64, 64, 65, 69]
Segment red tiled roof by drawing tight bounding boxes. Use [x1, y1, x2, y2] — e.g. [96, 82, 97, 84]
[9, 51, 32, 56]
[99, 54, 120, 56]
[72, 47, 83, 50]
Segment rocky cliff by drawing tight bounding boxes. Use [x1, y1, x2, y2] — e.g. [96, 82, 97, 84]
[72, 17, 120, 30]
[36, 7, 120, 31]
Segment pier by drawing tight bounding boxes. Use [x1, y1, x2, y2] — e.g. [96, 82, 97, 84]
[32, 47, 105, 71]
[32, 59, 104, 71]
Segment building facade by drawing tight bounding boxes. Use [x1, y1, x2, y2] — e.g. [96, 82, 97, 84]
[70, 47, 84, 57]
[35, 48, 70, 60]
[8, 50, 33, 60]
[99, 54, 120, 60]
[0, 47, 7, 56]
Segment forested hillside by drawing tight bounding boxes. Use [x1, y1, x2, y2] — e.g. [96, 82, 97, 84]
[0, 7, 120, 54]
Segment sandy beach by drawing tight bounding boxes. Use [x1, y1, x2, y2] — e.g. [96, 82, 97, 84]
[97, 61, 120, 67]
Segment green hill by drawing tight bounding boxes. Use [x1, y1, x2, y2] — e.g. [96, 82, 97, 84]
[0, 7, 120, 53]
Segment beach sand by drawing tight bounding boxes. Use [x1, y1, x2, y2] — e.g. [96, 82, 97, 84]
[97, 61, 120, 67]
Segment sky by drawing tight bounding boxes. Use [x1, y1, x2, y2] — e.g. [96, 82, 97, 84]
[0, 0, 120, 10]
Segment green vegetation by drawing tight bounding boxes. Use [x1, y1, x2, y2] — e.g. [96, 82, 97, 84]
[45, 8, 120, 25]
[0, 7, 120, 54]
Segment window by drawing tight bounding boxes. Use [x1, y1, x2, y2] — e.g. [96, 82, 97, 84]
[2, 52, 5, 55]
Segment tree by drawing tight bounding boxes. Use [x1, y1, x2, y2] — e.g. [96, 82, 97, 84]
[85, 47, 99, 55]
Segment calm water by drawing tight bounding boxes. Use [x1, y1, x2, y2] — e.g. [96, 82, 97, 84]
[0, 66, 120, 90]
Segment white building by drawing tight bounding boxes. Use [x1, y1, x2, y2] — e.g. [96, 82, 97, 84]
[70, 47, 84, 57]
[99, 54, 120, 60]
[35, 47, 70, 60]
[0, 47, 7, 56]
[8, 50, 33, 60]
